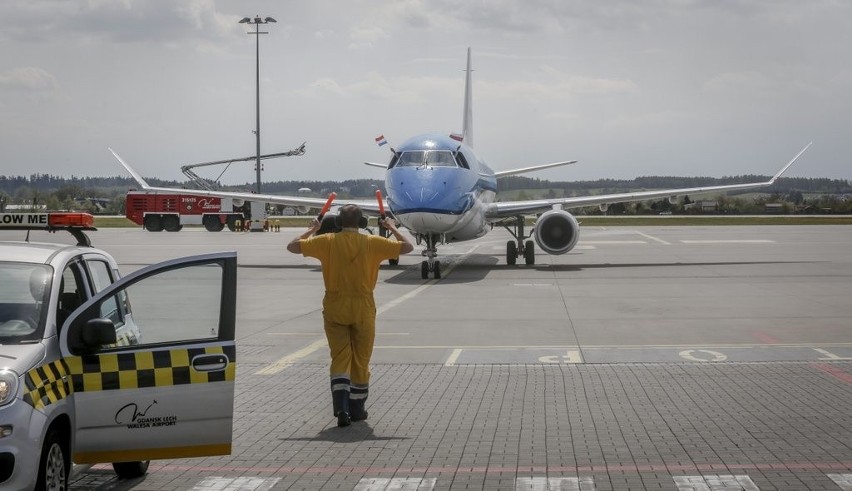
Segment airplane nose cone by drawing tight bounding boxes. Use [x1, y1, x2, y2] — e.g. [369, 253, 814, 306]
[386, 168, 465, 214]
[386, 167, 469, 233]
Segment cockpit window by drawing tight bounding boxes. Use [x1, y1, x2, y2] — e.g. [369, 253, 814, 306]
[387, 153, 400, 169]
[396, 150, 459, 168]
[0, 263, 52, 343]
[455, 152, 470, 169]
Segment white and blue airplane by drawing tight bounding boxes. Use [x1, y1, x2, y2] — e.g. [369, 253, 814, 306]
[113, 48, 811, 279]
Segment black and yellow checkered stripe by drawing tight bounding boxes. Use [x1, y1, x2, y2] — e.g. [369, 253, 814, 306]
[23, 359, 73, 411]
[22, 345, 236, 409]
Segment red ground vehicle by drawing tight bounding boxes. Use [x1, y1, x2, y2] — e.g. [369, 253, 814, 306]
[125, 191, 249, 232]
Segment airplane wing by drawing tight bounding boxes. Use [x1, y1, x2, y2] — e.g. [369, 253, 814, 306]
[486, 142, 812, 219]
[110, 148, 384, 215]
[493, 160, 577, 178]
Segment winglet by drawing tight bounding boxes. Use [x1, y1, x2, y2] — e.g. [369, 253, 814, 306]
[769, 141, 812, 184]
[109, 148, 151, 190]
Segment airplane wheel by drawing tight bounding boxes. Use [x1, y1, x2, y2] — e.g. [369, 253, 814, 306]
[434, 261, 441, 279]
[389, 258, 399, 266]
[524, 240, 535, 265]
[506, 241, 517, 265]
[421, 261, 429, 279]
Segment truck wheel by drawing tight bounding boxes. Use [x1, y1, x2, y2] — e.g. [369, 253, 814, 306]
[112, 460, 150, 479]
[36, 428, 68, 491]
[163, 215, 181, 232]
[144, 215, 164, 232]
[226, 215, 239, 232]
[203, 215, 225, 232]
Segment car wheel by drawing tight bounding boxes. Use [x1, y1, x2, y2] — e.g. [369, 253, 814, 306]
[36, 428, 68, 491]
[112, 460, 150, 479]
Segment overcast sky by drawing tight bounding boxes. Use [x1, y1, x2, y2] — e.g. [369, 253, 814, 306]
[1, 0, 849, 185]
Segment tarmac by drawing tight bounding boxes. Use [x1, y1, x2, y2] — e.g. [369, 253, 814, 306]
[22, 224, 851, 490]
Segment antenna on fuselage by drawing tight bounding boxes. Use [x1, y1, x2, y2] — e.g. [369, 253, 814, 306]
[462, 47, 474, 149]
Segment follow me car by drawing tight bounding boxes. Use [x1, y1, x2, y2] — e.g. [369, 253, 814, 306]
[0, 213, 237, 490]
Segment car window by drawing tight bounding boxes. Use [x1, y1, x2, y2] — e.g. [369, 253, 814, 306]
[0, 262, 52, 343]
[57, 262, 87, 330]
[87, 260, 114, 293]
[98, 262, 224, 347]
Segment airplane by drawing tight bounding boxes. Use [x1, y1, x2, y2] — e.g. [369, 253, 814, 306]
[112, 48, 812, 280]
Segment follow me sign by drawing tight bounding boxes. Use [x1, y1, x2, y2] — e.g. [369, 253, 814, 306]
[0, 213, 49, 226]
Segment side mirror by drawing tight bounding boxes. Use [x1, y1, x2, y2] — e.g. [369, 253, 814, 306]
[82, 318, 117, 347]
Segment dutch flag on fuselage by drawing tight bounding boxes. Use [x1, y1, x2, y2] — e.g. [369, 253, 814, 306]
[375, 135, 388, 147]
[450, 133, 464, 142]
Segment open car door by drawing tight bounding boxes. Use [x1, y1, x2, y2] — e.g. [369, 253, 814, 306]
[59, 252, 237, 464]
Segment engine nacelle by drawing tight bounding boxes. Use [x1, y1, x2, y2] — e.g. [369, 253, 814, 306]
[533, 209, 580, 255]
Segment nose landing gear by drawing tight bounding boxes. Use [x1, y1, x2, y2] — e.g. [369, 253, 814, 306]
[419, 234, 442, 279]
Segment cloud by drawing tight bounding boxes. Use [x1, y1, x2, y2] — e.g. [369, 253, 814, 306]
[0, 0, 241, 45]
[348, 26, 390, 49]
[0, 67, 58, 92]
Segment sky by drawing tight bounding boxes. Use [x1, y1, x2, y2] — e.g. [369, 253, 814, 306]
[1, 0, 850, 185]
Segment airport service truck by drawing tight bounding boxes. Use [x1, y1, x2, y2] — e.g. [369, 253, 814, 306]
[125, 191, 251, 232]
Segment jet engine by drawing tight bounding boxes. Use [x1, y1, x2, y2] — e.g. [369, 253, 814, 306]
[533, 209, 580, 255]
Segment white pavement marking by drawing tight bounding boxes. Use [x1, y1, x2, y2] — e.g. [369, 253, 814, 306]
[636, 231, 672, 245]
[354, 477, 437, 491]
[680, 240, 774, 244]
[828, 474, 852, 491]
[255, 338, 327, 375]
[516, 476, 595, 491]
[679, 349, 728, 362]
[579, 240, 647, 245]
[538, 350, 584, 364]
[814, 348, 852, 360]
[445, 348, 463, 366]
[191, 477, 281, 490]
[673, 475, 759, 490]
[377, 244, 478, 316]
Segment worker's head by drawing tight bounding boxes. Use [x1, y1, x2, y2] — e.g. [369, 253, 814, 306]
[337, 204, 365, 229]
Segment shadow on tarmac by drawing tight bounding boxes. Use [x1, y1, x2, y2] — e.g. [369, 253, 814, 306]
[281, 423, 409, 443]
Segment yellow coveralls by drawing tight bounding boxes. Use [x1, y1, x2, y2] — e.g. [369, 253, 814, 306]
[301, 230, 402, 418]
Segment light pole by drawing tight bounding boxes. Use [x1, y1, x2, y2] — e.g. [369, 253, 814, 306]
[239, 15, 276, 194]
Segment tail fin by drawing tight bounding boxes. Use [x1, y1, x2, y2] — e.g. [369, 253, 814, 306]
[461, 47, 474, 149]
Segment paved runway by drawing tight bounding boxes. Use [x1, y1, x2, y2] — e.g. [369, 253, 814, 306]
[7, 225, 851, 489]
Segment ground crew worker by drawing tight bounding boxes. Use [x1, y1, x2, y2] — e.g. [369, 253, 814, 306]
[287, 204, 414, 427]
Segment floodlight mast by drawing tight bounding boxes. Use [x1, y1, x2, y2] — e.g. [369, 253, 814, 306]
[239, 15, 277, 194]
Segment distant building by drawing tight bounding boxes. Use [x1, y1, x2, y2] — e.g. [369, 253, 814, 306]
[684, 200, 718, 212]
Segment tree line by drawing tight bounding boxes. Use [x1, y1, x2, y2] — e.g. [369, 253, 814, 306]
[1, 173, 850, 215]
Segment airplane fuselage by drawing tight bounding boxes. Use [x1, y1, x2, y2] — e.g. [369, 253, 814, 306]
[384, 133, 496, 242]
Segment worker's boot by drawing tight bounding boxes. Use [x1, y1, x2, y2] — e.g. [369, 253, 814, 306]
[350, 385, 368, 422]
[331, 377, 351, 427]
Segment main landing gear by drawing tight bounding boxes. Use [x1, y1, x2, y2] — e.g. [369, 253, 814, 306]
[500, 215, 535, 266]
[419, 233, 442, 279]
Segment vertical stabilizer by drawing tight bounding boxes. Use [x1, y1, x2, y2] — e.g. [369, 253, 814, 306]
[462, 47, 474, 149]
